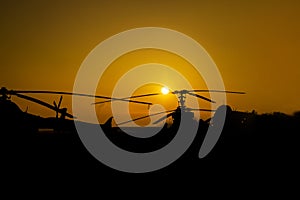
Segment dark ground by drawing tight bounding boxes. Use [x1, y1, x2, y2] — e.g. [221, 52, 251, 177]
[1, 110, 299, 194]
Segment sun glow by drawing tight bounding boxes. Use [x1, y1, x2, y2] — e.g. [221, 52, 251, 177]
[161, 87, 170, 95]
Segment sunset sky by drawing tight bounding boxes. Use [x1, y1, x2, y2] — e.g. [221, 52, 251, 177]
[1, 0, 300, 123]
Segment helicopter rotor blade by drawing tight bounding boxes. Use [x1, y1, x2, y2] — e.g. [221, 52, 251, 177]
[93, 93, 160, 105]
[130, 93, 161, 99]
[53, 101, 59, 119]
[10, 90, 152, 105]
[62, 111, 75, 119]
[57, 96, 63, 108]
[190, 90, 246, 94]
[15, 93, 74, 119]
[53, 101, 58, 108]
[153, 112, 175, 125]
[93, 99, 152, 105]
[117, 109, 176, 126]
[187, 92, 216, 103]
[109, 93, 161, 102]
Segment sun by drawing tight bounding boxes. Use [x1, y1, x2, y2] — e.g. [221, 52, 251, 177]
[161, 86, 169, 95]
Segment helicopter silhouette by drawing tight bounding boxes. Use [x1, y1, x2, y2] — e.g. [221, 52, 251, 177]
[93, 89, 245, 153]
[0, 87, 152, 132]
[95, 89, 245, 126]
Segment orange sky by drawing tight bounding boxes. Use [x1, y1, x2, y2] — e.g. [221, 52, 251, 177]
[1, 0, 300, 122]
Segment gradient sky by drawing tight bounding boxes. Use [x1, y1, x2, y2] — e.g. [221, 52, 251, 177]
[1, 0, 300, 122]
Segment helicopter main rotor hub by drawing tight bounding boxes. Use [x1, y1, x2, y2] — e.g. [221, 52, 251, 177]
[173, 90, 188, 109]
